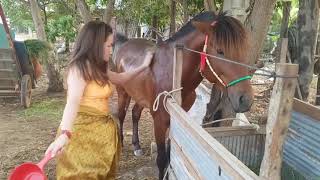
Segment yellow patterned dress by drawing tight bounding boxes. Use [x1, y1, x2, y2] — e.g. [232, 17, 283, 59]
[56, 81, 120, 180]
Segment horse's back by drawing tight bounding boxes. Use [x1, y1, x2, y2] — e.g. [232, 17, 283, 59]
[115, 39, 156, 72]
[114, 38, 157, 108]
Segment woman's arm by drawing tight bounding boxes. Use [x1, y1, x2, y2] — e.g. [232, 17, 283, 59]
[45, 67, 86, 156]
[59, 67, 86, 131]
[108, 51, 154, 86]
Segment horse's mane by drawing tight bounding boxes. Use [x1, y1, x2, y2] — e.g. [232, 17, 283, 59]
[167, 11, 215, 42]
[167, 11, 249, 60]
[114, 33, 128, 44]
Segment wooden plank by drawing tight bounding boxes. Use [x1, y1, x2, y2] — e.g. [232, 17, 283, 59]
[0, 90, 19, 97]
[173, 45, 183, 105]
[167, 99, 260, 180]
[0, 60, 14, 69]
[260, 63, 299, 180]
[0, 58, 14, 62]
[0, 73, 16, 78]
[292, 98, 320, 121]
[0, 49, 13, 59]
[205, 125, 266, 137]
[0, 78, 17, 87]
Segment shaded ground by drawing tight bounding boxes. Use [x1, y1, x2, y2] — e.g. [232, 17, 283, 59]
[0, 75, 157, 180]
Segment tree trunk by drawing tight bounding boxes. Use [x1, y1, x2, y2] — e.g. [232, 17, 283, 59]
[203, 85, 235, 127]
[124, 20, 129, 37]
[46, 51, 64, 92]
[170, 0, 176, 37]
[280, 2, 291, 39]
[29, 0, 64, 92]
[182, 0, 189, 23]
[103, 0, 115, 24]
[294, 0, 320, 101]
[316, 76, 320, 105]
[244, 0, 278, 65]
[76, 0, 92, 23]
[204, 0, 217, 12]
[275, 1, 291, 63]
[29, 0, 46, 41]
[315, 25, 320, 105]
[137, 24, 141, 38]
[152, 15, 158, 40]
[65, 38, 70, 52]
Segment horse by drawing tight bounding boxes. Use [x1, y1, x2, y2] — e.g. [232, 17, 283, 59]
[113, 11, 254, 179]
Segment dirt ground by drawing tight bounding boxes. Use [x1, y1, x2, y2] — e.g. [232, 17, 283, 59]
[0, 76, 157, 180]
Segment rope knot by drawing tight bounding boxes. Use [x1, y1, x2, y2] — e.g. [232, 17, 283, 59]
[152, 87, 183, 112]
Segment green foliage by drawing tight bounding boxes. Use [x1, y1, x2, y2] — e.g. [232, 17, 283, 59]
[45, 15, 77, 43]
[1, 0, 34, 33]
[262, 0, 300, 54]
[24, 39, 51, 63]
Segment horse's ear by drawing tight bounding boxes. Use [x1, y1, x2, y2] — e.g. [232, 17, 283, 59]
[191, 21, 211, 35]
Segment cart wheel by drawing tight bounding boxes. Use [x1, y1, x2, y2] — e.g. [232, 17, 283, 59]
[21, 74, 32, 108]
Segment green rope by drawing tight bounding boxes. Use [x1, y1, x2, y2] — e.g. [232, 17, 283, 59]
[226, 75, 252, 88]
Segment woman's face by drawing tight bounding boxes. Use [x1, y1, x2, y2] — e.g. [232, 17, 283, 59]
[103, 35, 113, 62]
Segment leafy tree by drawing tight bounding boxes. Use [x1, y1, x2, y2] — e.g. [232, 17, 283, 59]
[1, 0, 33, 33]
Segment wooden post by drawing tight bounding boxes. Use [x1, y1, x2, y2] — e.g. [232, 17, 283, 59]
[260, 63, 299, 179]
[173, 44, 184, 105]
[316, 76, 320, 105]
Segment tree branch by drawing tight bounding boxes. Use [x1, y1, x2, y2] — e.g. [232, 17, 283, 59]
[19, 0, 30, 7]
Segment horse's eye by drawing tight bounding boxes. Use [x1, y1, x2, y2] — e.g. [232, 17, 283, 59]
[217, 49, 224, 55]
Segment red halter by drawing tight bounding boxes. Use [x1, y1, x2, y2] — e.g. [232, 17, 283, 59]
[200, 34, 226, 87]
[198, 21, 252, 88]
[200, 35, 208, 72]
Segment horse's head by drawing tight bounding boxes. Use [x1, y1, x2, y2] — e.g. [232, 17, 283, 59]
[192, 12, 253, 113]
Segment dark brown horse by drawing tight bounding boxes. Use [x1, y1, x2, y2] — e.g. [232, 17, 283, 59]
[113, 11, 253, 179]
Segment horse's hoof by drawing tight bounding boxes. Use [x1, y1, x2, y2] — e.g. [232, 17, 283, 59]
[134, 149, 143, 156]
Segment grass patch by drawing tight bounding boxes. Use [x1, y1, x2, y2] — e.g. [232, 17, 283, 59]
[18, 98, 64, 121]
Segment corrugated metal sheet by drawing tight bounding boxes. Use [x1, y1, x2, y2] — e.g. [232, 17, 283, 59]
[283, 111, 320, 179]
[215, 134, 265, 174]
[170, 117, 232, 180]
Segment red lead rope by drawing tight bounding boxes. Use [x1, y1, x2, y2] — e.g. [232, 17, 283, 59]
[200, 35, 208, 72]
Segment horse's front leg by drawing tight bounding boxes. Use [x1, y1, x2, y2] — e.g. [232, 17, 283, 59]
[116, 87, 131, 145]
[132, 103, 144, 156]
[151, 109, 170, 180]
[182, 90, 196, 111]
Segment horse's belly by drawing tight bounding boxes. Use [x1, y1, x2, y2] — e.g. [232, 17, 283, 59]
[123, 69, 155, 108]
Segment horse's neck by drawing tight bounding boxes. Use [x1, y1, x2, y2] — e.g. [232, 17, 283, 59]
[172, 31, 205, 93]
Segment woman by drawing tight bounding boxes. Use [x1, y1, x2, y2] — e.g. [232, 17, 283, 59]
[45, 20, 153, 179]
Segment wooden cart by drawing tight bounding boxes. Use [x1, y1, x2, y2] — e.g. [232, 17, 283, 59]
[0, 3, 35, 108]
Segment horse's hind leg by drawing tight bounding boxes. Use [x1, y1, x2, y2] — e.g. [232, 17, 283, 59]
[132, 103, 144, 156]
[151, 110, 170, 180]
[116, 87, 131, 145]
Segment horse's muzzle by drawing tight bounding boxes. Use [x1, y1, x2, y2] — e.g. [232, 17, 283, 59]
[229, 91, 253, 113]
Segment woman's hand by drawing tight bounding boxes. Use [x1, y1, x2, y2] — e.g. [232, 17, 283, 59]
[45, 133, 69, 157]
[141, 51, 154, 68]
[108, 51, 154, 86]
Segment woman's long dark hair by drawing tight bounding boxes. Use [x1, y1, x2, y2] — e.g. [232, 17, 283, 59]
[69, 20, 113, 86]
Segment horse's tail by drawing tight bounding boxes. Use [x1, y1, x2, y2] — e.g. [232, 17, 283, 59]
[111, 33, 128, 70]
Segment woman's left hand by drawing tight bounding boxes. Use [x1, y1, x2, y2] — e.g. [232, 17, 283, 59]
[141, 51, 154, 68]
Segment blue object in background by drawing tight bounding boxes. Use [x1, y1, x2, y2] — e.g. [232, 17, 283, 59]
[0, 23, 15, 48]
